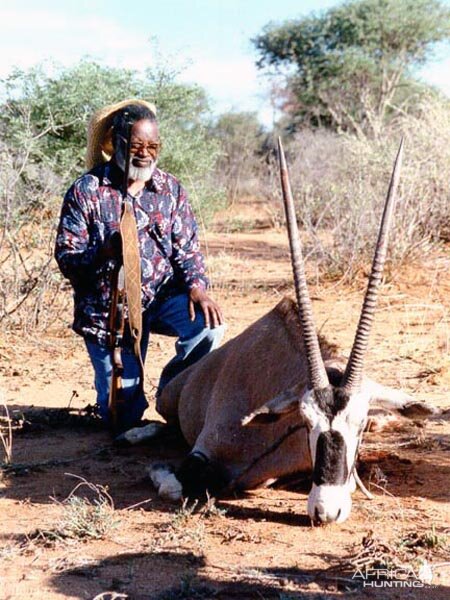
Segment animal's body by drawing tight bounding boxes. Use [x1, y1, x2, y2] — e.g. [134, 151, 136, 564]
[158, 298, 326, 488]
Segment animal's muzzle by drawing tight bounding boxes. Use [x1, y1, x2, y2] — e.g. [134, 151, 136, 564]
[307, 483, 352, 524]
[314, 506, 342, 524]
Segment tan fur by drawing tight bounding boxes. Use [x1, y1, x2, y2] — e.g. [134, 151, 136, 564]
[158, 297, 341, 487]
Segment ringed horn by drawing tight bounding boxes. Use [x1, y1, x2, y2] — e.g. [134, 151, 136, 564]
[278, 137, 329, 391]
[278, 136, 404, 395]
[341, 138, 404, 393]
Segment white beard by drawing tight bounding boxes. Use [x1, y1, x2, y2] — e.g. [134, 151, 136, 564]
[115, 149, 157, 183]
[128, 161, 157, 182]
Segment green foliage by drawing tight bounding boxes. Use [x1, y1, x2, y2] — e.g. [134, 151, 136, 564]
[0, 59, 224, 220]
[151, 71, 224, 222]
[209, 111, 266, 201]
[1, 61, 140, 178]
[212, 111, 265, 153]
[0, 60, 223, 332]
[254, 0, 450, 136]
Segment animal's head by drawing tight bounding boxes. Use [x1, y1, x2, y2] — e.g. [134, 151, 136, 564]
[243, 138, 436, 524]
[243, 369, 435, 524]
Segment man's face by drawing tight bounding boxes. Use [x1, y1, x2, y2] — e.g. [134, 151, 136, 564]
[115, 119, 160, 182]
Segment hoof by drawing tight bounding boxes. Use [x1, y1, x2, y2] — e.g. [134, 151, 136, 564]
[115, 422, 166, 446]
[148, 463, 183, 501]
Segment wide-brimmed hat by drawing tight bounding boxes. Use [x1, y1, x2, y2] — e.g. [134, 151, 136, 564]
[86, 99, 157, 169]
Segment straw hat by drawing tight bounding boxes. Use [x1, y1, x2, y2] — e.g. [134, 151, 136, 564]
[86, 99, 157, 169]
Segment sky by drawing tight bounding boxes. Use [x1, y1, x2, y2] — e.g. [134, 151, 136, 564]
[1, 0, 450, 126]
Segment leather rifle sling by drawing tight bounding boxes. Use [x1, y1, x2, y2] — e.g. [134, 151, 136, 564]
[120, 198, 145, 387]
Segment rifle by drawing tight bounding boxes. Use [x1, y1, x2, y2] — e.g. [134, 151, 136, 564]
[107, 124, 132, 429]
[107, 123, 146, 431]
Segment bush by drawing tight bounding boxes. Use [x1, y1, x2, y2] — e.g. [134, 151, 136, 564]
[209, 111, 267, 203]
[0, 60, 223, 217]
[254, 0, 450, 136]
[0, 60, 224, 330]
[264, 94, 450, 280]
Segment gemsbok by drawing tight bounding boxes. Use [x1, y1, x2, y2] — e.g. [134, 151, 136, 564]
[122, 138, 437, 524]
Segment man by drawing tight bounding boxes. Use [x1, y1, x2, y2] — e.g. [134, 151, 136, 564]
[55, 99, 225, 431]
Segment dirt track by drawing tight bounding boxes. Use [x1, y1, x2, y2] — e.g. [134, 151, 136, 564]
[1, 228, 449, 599]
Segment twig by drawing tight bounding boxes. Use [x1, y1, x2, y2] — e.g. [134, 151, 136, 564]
[67, 390, 79, 409]
[123, 498, 153, 511]
[62, 472, 114, 508]
[367, 481, 397, 498]
[208, 562, 358, 588]
[0, 392, 13, 464]
[354, 469, 374, 500]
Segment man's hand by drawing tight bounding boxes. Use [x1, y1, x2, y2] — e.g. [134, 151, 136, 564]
[99, 231, 122, 262]
[189, 287, 224, 328]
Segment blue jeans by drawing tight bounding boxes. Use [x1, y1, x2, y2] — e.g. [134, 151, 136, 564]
[85, 293, 225, 429]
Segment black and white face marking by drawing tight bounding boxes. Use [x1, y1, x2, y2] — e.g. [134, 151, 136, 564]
[299, 386, 370, 524]
[312, 430, 348, 486]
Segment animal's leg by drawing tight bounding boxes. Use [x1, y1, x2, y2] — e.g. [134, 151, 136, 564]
[175, 450, 229, 499]
[115, 421, 176, 446]
[148, 463, 183, 501]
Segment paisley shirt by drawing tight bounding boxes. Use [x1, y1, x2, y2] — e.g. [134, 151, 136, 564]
[54, 161, 208, 345]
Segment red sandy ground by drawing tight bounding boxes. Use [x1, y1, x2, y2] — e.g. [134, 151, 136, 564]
[0, 226, 449, 599]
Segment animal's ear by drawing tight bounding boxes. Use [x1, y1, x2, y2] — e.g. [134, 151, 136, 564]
[242, 385, 302, 426]
[366, 379, 439, 419]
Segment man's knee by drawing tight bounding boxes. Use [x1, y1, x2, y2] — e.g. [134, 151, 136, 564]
[204, 323, 225, 349]
[181, 322, 225, 357]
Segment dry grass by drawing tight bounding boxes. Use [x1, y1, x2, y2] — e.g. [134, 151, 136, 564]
[255, 96, 450, 281]
[0, 474, 119, 563]
[50, 474, 119, 541]
[207, 251, 251, 293]
[398, 526, 448, 552]
[342, 526, 448, 588]
[151, 495, 227, 555]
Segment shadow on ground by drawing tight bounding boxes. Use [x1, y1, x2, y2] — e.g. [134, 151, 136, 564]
[48, 549, 450, 600]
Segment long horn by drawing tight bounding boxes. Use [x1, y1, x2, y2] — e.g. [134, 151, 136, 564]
[341, 138, 404, 393]
[278, 137, 329, 390]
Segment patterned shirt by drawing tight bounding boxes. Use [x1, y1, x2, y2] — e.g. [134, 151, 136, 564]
[55, 161, 208, 346]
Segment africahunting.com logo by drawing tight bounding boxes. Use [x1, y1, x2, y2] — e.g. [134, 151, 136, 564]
[352, 560, 435, 588]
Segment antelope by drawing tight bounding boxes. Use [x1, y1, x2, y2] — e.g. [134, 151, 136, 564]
[121, 138, 436, 524]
